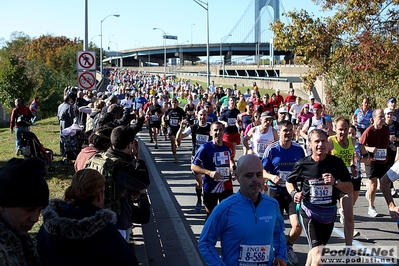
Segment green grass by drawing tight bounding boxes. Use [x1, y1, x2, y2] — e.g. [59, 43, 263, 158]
[0, 116, 76, 234]
[0, 116, 74, 200]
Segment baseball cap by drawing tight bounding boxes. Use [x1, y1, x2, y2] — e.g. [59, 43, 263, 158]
[275, 88, 280, 92]
[278, 107, 288, 113]
[303, 103, 310, 108]
[388, 97, 396, 103]
[309, 95, 315, 100]
[313, 103, 323, 109]
[261, 111, 273, 118]
[384, 108, 394, 114]
[204, 101, 212, 107]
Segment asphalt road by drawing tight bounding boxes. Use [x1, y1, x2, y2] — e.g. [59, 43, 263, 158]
[137, 128, 399, 266]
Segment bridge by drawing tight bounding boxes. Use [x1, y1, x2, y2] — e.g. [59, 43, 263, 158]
[104, 0, 294, 68]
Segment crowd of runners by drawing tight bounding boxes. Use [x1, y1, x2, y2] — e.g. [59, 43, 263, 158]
[54, 68, 399, 266]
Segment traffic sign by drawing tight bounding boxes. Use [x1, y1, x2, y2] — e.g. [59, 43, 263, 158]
[78, 71, 96, 90]
[76, 51, 96, 70]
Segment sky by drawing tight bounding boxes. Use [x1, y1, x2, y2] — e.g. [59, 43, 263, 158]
[0, 0, 332, 51]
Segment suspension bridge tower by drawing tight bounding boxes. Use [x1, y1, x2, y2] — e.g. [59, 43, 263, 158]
[254, 0, 280, 44]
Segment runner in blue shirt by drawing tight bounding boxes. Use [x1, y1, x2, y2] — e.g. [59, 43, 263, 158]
[191, 122, 235, 218]
[262, 120, 305, 265]
[198, 154, 287, 266]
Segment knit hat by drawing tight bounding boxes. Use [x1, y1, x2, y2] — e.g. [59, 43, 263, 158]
[0, 158, 49, 207]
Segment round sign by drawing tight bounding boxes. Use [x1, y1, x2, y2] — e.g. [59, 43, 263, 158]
[78, 52, 95, 69]
[78, 72, 96, 90]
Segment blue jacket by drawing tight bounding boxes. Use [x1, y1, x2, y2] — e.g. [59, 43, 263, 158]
[198, 191, 287, 266]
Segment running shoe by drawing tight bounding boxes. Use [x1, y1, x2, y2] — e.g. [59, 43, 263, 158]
[368, 206, 379, 217]
[287, 245, 299, 265]
[339, 208, 345, 225]
[154, 145, 158, 149]
[174, 157, 179, 163]
[150, 138, 154, 143]
[195, 202, 201, 213]
[353, 230, 361, 237]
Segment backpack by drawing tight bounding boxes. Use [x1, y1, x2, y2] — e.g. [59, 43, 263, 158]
[85, 152, 125, 214]
[85, 152, 150, 214]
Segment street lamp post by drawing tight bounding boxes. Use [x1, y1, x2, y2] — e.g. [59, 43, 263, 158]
[153, 28, 167, 75]
[220, 34, 232, 76]
[193, 0, 210, 88]
[100, 14, 120, 75]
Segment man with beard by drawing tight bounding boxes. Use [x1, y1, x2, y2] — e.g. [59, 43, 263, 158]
[191, 122, 235, 218]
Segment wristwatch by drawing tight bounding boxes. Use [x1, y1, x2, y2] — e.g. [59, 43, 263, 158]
[334, 179, 339, 186]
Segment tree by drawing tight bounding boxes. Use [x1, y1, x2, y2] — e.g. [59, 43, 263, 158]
[271, 1, 399, 117]
[0, 32, 82, 117]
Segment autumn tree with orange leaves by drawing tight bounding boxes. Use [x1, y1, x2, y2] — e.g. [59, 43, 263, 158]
[0, 32, 100, 117]
[271, 0, 399, 117]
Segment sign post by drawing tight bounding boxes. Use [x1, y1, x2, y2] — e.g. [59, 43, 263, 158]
[76, 51, 96, 90]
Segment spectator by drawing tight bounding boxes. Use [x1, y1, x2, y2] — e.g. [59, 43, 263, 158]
[29, 97, 39, 125]
[74, 126, 113, 172]
[10, 98, 33, 155]
[37, 169, 139, 266]
[0, 157, 49, 266]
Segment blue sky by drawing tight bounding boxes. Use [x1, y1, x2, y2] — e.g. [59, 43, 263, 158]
[1, 0, 331, 51]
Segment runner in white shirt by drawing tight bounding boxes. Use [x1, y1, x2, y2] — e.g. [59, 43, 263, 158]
[243, 111, 279, 159]
[380, 158, 399, 220]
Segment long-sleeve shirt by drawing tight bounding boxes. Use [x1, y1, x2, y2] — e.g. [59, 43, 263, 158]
[198, 191, 287, 266]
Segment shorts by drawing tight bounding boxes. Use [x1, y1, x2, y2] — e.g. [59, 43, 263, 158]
[149, 122, 161, 129]
[223, 132, 241, 145]
[291, 118, 298, 125]
[351, 177, 362, 191]
[203, 190, 233, 212]
[365, 163, 389, 179]
[168, 126, 180, 137]
[300, 210, 334, 248]
[268, 188, 296, 216]
[386, 160, 399, 182]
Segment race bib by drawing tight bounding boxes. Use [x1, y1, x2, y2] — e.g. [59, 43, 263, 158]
[256, 139, 269, 155]
[359, 123, 365, 129]
[196, 134, 209, 145]
[170, 118, 178, 127]
[374, 148, 387, 161]
[151, 115, 159, 122]
[278, 171, 291, 187]
[215, 167, 230, 180]
[309, 178, 333, 204]
[227, 118, 237, 126]
[238, 244, 270, 266]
